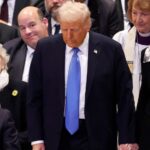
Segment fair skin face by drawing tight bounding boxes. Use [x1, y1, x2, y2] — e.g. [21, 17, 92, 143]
[44, 0, 66, 14]
[18, 7, 48, 49]
[60, 19, 90, 48]
[132, 7, 150, 33]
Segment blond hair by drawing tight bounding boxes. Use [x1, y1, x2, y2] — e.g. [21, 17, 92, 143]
[57, 1, 91, 26]
[128, 0, 150, 22]
[0, 44, 9, 70]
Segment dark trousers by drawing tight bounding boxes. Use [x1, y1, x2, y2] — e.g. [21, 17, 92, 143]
[58, 119, 89, 150]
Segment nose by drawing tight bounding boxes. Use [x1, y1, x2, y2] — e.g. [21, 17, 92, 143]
[135, 14, 142, 23]
[25, 27, 32, 34]
[66, 30, 71, 39]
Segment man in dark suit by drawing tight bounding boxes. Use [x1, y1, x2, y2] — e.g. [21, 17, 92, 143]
[4, 6, 49, 82]
[86, 0, 123, 37]
[27, 1, 138, 150]
[115, 0, 132, 30]
[1, 6, 48, 150]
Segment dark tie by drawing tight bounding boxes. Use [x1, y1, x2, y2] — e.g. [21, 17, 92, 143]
[65, 48, 81, 135]
[0, 0, 8, 22]
[54, 24, 60, 35]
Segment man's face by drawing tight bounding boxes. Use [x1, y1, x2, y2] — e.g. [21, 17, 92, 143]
[60, 19, 90, 48]
[44, 0, 66, 14]
[18, 9, 48, 49]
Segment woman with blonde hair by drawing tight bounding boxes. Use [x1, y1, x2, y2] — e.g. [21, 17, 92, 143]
[113, 0, 150, 149]
[113, 0, 150, 108]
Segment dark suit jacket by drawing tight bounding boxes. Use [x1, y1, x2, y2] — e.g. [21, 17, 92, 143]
[34, 0, 123, 37]
[136, 49, 150, 149]
[0, 23, 19, 44]
[12, 0, 30, 26]
[27, 32, 136, 150]
[88, 0, 123, 37]
[0, 80, 31, 150]
[4, 38, 27, 82]
[0, 108, 20, 150]
[2, 38, 32, 150]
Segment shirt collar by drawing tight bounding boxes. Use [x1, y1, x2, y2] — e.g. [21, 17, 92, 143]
[51, 17, 59, 28]
[27, 45, 35, 55]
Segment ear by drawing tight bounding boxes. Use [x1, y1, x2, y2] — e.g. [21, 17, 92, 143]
[84, 18, 91, 32]
[42, 17, 49, 27]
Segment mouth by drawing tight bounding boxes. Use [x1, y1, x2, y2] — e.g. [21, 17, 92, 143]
[51, 4, 61, 11]
[26, 35, 36, 41]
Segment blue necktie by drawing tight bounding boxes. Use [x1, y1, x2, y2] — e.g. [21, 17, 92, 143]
[65, 48, 81, 135]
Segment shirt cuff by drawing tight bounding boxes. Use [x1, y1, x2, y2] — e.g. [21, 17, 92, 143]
[31, 140, 44, 145]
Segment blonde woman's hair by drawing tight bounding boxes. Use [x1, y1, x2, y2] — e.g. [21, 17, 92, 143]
[0, 44, 9, 70]
[128, 0, 150, 23]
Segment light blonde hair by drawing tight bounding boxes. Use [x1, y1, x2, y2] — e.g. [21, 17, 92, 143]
[57, 1, 91, 26]
[0, 44, 9, 70]
[128, 0, 150, 22]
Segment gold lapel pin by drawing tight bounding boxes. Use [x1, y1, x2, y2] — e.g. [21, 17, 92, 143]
[12, 89, 18, 96]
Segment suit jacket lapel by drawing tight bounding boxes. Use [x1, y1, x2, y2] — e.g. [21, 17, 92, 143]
[9, 44, 27, 81]
[85, 32, 101, 99]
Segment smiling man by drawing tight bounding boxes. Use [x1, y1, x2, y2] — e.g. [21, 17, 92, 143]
[18, 6, 49, 50]
[4, 6, 49, 82]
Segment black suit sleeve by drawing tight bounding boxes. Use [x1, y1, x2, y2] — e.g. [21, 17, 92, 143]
[0, 108, 20, 150]
[115, 44, 136, 144]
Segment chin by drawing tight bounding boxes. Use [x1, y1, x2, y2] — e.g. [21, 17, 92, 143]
[138, 30, 147, 33]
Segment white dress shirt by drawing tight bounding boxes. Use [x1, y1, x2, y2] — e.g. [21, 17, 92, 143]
[51, 18, 61, 35]
[0, 0, 16, 24]
[22, 46, 34, 83]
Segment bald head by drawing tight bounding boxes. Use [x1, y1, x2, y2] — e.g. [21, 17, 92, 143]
[18, 6, 44, 22]
[18, 6, 48, 49]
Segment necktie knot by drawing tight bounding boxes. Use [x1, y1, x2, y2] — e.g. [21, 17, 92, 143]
[72, 47, 79, 54]
[54, 24, 60, 35]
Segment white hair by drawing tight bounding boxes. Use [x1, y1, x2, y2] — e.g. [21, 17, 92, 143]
[57, 1, 91, 24]
[0, 44, 9, 69]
